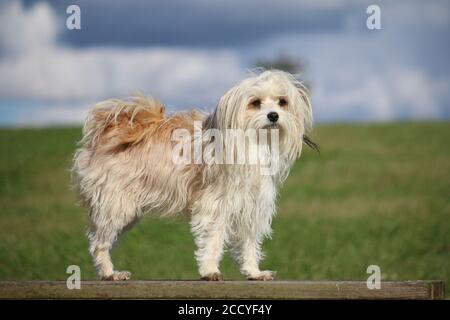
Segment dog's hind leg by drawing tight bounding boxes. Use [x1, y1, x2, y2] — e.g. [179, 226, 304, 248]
[87, 204, 136, 281]
[88, 226, 132, 281]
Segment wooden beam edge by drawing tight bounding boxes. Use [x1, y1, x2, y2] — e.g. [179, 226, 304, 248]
[0, 280, 445, 300]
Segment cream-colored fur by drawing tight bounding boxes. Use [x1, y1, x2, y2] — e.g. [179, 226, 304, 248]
[72, 70, 313, 281]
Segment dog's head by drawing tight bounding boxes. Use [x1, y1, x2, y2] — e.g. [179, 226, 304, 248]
[209, 70, 314, 156]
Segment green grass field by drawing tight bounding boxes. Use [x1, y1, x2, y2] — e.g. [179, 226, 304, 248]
[0, 122, 449, 294]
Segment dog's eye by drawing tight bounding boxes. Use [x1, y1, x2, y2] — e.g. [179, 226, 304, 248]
[250, 99, 261, 108]
[279, 98, 288, 107]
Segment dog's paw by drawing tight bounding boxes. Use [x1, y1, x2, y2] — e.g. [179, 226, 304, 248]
[102, 271, 132, 281]
[201, 272, 223, 281]
[247, 270, 276, 281]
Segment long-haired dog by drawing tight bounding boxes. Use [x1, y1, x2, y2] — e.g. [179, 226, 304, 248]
[72, 70, 316, 281]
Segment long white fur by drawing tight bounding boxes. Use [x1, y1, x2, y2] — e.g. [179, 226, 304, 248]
[72, 70, 313, 281]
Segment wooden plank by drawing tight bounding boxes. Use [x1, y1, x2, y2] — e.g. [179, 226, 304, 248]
[0, 280, 444, 300]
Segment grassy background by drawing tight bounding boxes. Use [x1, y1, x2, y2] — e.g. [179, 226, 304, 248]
[0, 122, 449, 293]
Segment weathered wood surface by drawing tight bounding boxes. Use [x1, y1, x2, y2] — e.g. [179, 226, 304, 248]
[0, 280, 444, 300]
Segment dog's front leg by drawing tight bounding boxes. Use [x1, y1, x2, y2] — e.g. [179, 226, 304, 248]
[238, 233, 275, 281]
[190, 213, 226, 281]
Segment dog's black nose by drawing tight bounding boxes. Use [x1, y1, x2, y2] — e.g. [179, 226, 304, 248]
[267, 112, 279, 122]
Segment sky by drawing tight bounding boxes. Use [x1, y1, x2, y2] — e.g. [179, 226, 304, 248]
[0, 0, 449, 126]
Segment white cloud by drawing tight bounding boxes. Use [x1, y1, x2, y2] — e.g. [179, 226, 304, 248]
[312, 68, 448, 121]
[0, 1, 243, 125]
[0, 1, 57, 56]
[0, 46, 241, 104]
[14, 102, 91, 127]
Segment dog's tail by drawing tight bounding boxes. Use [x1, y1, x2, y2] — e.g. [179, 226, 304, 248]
[80, 95, 165, 152]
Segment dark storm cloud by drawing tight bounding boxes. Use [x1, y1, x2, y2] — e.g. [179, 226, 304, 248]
[24, 0, 354, 47]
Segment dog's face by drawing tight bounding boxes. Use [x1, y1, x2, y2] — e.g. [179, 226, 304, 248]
[243, 80, 297, 135]
[212, 70, 312, 156]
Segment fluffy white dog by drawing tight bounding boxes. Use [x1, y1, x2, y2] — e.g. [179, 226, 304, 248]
[72, 70, 317, 281]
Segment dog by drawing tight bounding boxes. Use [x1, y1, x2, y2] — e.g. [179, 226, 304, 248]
[72, 70, 317, 281]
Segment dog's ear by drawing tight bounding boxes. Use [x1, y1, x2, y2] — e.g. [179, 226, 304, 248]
[288, 74, 316, 152]
[297, 87, 319, 153]
[303, 134, 320, 153]
[294, 81, 313, 136]
[213, 84, 242, 130]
